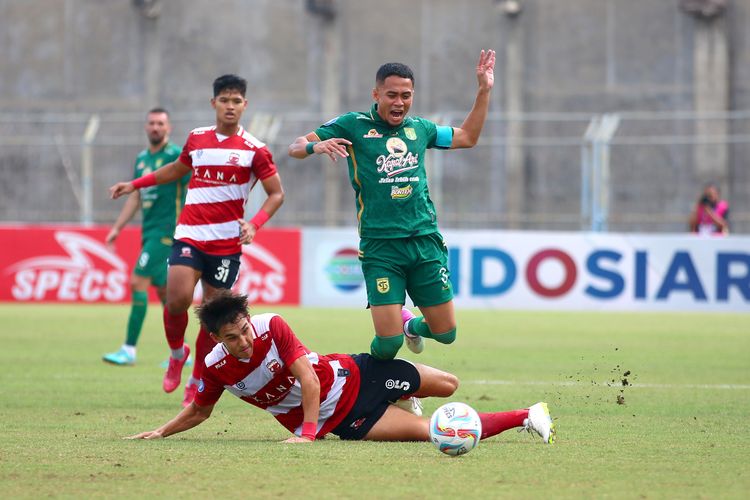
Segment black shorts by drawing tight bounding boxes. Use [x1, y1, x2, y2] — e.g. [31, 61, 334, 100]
[331, 354, 421, 441]
[168, 241, 241, 289]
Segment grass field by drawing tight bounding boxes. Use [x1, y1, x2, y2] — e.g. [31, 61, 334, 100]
[1, 304, 748, 499]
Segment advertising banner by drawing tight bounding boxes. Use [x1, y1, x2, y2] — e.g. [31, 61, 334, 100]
[301, 228, 366, 307]
[301, 228, 750, 312]
[0, 225, 301, 305]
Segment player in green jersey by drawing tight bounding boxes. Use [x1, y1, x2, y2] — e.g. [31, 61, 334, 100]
[288, 50, 496, 368]
[103, 108, 191, 366]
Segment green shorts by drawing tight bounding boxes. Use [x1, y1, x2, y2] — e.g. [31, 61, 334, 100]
[359, 232, 453, 307]
[134, 235, 173, 287]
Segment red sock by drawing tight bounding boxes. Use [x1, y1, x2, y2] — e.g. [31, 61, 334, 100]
[191, 325, 216, 380]
[479, 410, 529, 439]
[163, 308, 188, 350]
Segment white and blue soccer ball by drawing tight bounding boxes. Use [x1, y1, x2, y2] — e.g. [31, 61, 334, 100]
[429, 402, 482, 456]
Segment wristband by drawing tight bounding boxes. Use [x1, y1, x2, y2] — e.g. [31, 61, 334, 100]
[249, 208, 271, 230]
[305, 142, 318, 155]
[132, 173, 157, 189]
[301, 421, 317, 441]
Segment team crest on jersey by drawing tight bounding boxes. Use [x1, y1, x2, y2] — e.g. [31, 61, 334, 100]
[404, 128, 416, 140]
[196, 149, 204, 159]
[266, 359, 282, 373]
[376, 277, 390, 294]
[156, 159, 163, 168]
[180, 246, 193, 258]
[363, 129, 383, 139]
[227, 152, 241, 166]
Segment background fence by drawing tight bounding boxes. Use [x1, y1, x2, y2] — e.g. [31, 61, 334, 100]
[0, 110, 747, 233]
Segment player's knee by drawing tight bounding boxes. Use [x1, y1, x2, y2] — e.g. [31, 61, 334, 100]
[370, 334, 404, 360]
[434, 328, 456, 345]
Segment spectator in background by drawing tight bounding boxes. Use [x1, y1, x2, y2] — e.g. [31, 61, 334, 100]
[689, 183, 729, 236]
[103, 108, 190, 366]
[109, 75, 285, 407]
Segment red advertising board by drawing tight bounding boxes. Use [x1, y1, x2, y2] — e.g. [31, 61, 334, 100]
[0, 225, 300, 305]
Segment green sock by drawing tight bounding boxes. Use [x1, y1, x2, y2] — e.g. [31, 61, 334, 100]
[370, 334, 404, 360]
[406, 318, 457, 344]
[125, 290, 149, 347]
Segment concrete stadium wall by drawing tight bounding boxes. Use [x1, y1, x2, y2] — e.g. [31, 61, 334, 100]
[1, 0, 748, 232]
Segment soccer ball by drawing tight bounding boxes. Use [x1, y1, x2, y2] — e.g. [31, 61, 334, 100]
[429, 402, 482, 456]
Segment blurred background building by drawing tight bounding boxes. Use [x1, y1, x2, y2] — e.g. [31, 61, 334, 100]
[0, 0, 747, 232]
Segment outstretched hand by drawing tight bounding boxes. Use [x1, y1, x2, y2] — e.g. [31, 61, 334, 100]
[282, 436, 314, 444]
[124, 430, 163, 440]
[109, 182, 135, 199]
[314, 138, 351, 163]
[476, 49, 496, 92]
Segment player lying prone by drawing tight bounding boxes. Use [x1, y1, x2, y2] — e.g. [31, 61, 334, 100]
[125, 291, 555, 444]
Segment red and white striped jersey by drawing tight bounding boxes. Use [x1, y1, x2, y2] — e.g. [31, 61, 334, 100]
[175, 126, 278, 255]
[195, 313, 360, 438]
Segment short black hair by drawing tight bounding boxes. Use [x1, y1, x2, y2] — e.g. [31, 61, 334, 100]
[213, 74, 247, 97]
[195, 290, 249, 335]
[147, 107, 169, 117]
[376, 63, 415, 86]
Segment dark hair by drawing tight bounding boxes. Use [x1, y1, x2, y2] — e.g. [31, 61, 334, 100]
[195, 290, 249, 335]
[376, 63, 415, 86]
[213, 74, 247, 97]
[147, 107, 169, 117]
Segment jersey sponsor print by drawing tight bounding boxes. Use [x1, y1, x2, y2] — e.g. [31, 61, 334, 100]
[176, 126, 278, 255]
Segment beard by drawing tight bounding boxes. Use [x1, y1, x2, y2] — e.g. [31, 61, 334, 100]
[148, 133, 165, 146]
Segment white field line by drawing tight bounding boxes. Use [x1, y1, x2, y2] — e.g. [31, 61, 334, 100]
[466, 380, 750, 390]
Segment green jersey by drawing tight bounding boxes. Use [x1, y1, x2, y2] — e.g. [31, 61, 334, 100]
[314, 103, 454, 239]
[133, 142, 188, 240]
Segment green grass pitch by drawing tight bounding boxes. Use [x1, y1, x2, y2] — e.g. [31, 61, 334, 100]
[1, 304, 748, 498]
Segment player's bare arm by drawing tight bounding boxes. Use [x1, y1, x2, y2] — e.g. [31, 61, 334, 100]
[106, 190, 140, 248]
[451, 49, 496, 149]
[283, 355, 321, 443]
[109, 159, 191, 199]
[288, 133, 351, 162]
[238, 173, 285, 245]
[124, 402, 214, 440]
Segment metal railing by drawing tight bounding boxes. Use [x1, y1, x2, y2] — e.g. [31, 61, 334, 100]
[0, 110, 746, 234]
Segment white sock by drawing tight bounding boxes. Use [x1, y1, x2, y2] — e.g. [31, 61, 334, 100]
[122, 345, 136, 357]
[170, 346, 185, 360]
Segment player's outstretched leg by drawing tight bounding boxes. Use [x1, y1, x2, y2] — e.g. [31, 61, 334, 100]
[518, 402, 556, 444]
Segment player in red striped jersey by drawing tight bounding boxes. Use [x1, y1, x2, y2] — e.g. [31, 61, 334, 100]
[126, 291, 556, 445]
[110, 75, 285, 408]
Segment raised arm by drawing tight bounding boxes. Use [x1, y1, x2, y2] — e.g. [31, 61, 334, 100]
[451, 49, 496, 149]
[125, 402, 214, 440]
[283, 355, 321, 443]
[109, 159, 191, 199]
